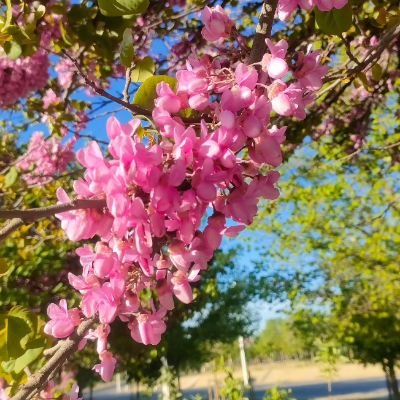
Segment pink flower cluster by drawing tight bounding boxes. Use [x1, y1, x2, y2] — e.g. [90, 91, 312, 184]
[0, 50, 49, 107]
[201, 6, 233, 42]
[16, 132, 75, 185]
[45, 6, 328, 383]
[277, 0, 348, 20]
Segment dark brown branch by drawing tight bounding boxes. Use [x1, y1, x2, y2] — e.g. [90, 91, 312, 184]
[324, 24, 400, 83]
[62, 51, 202, 124]
[11, 318, 96, 400]
[0, 218, 24, 241]
[248, 0, 279, 64]
[0, 198, 106, 242]
[62, 50, 154, 118]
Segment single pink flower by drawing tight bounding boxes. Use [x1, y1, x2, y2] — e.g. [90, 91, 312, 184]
[44, 300, 80, 339]
[93, 351, 117, 382]
[201, 6, 233, 42]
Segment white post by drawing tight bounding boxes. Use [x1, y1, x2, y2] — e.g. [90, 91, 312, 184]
[238, 336, 249, 386]
[116, 372, 121, 393]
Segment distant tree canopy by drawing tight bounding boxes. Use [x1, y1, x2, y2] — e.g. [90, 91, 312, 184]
[249, 319, 307, 362]
[253, 89, 400, 397]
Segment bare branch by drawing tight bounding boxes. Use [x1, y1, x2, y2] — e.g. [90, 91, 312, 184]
[123, 64, 134, 103]
[248, 0, 279, 64]
[0, 198, 106, 242]
[0, 218, 24, 242]
[11, 319, 96, 400]
[62, 50, 154, 118]
[61, 51, 203, 124]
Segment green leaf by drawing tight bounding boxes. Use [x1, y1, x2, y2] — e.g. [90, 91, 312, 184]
[1, 0, 13, 31]
[0, 259, 10, 277]
[120, 28, 134, 68]
[130, 57, 155, 82]
[34, 5, 46, 20]
[371, 64, 383, 81]
[97, 0, 150, 17]
[315, 3, 352, 35]
[4, 166, 18, 187]
[133, 75, 177, 110]
[1, 347, 43, 374]
[3, 40, 22, 60]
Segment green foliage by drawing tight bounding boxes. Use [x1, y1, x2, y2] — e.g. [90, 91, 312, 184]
[4, 166, 18, 188]
[314, 339, 346, 391]
[218, 366, 247, 400]
[131, 57, 156, 82]
[133, 75, 177, 110]
[263, 387, 296, 400]
[120, 28, 134, 67]
[97, 0, 150, 17]
[0, 307, 49, 393]
[314, 2, 353, 35]
[254, 88, 400, 373]
[249, 319, 307, 361]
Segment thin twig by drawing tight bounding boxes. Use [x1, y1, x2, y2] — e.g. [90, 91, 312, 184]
[61, 50, 202, 124]
[123, 64, 134, 103]
[62, 50, 153, 117]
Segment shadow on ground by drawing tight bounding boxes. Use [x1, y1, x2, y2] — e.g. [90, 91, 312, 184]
[88, 377, 390, 400]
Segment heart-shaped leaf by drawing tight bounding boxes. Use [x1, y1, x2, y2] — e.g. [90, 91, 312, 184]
[133, 75, 177, 110]
[97, 0, 150, 17]
[315, 3, 352, 36]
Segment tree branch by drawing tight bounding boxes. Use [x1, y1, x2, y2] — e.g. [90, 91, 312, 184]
[62, 50, 154, 118]
[248, 0, 279, 64]
[11, 318, 96, 400]
[62, 50, 203, 124]
[0, 198, 106, 242]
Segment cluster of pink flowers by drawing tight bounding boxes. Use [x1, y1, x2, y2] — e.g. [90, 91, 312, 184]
[277, 0, 348, 20]
[0, 4, 62, 108]
[44, 5, 328, 383]
[16, 132, 75, 185]
[0, 51, 49, 107]
[201, 6, 234, 42]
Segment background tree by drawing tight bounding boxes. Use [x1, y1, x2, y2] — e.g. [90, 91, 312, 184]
[254, 88, 400, 398]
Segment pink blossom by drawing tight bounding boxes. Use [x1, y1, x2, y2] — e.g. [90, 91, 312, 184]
[262, 39, 289, 79]
[0, 50, 49, 107]
[69, 384, 82, 400]
[93, 351, 117, 382]
[129, 312, 167, 345]
[55, 58, 75, 90]
[294, 51, 328, 90]
[42, 88, 60, 109]
[201, 6, 233, 42]
[44, 300, 81, 339]
[16, 132, 74, 185]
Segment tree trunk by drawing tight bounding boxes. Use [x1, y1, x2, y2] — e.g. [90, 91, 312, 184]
[388, 361, 400, 400]
[384, 365, 393, 400]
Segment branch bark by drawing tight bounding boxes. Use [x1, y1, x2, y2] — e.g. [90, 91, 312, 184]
[248, 0, 279, 64]
[62, 50, 154, 118]
[10, 319, 96, 400]
[0, 198, 106, 242]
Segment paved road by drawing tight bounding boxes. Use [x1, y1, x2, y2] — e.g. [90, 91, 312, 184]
[89, 377, 389, 400]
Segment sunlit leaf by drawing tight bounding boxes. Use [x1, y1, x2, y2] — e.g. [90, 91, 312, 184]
[133, 75, 177, 110]
[315, 3, 352, 35]
[130, 57, 155, 82]
[120, 28, 134, 68]
[97, 0, 150, 17]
